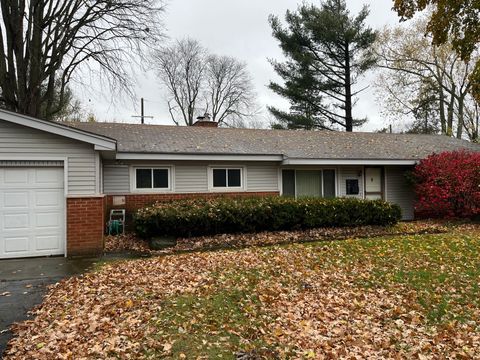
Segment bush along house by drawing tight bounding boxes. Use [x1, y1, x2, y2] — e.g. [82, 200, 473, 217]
[0, 108, 479, 258]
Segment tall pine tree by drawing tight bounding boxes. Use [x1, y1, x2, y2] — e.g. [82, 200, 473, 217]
[268, 0, 376, 131]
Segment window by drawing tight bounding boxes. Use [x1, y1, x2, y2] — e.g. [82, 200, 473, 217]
[282, 170, 296, 197]
[323, 169, 336, 198]
[346, 179, 359, 195]
[296, 170, 322, 198]
[135, 168, 170, 190]
[282, 169, 336, 198]
[211, 168, 242, 189]
[136, 169, 152, 189]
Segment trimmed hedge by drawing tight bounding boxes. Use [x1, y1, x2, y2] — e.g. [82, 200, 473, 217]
[133, 196, 402, 239]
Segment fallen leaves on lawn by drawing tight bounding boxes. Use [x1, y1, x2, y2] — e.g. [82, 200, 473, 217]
[5, 253, 221, 359]
[168, 221, 447, 254]
[105, 220, 448, 256]
[4, 222, 480, 359]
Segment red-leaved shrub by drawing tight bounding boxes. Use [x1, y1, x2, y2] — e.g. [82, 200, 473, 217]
[413, 150, 480, 218]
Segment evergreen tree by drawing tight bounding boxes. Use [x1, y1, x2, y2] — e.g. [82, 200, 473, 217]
[268, 0, 376, 131]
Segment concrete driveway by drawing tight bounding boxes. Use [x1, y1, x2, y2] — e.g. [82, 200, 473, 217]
[0, 257, 99, 357]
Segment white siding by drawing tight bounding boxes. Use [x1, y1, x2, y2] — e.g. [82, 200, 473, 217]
[102, 162, 280, 194]
[385, 166, 415, 220]
[0, 120, 97, 195]
[246, 164, 279, 192]
[175, 165, 208, 193]
[103, 163, 130, 193]
[338, 166, 364, 198]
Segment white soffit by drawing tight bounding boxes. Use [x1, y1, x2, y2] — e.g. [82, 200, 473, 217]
[0, 109, 116, 150]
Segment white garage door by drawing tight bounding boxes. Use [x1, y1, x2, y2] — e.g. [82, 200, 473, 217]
[0, 167, 65, 259]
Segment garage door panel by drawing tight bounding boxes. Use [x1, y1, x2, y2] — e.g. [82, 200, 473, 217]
[0, 167, 65, 259]
[35, 190, 63, 207]
[35, 235, 62, 251]
[3, 213, 30, 230]
[35, 211, 62, 228]
[3, 169, 29, 185]
[4, 236, 29, 254]
[35, 168, 64, 186]
[3, 191, 29, 208]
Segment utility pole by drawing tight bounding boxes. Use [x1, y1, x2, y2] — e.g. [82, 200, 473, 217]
[132, 98, 153, 124]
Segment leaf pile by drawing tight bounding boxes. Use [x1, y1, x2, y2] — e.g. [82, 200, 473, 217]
[105, 220, 448, 255]
[104, 234, 150, 254]
[5, 223, 479, 359]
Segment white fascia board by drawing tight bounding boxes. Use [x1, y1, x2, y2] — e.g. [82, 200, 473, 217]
[0, 109, 116, 150]
[116, 152, 284, 162]
[282, 158, 418, 166]
[94, 144, 116, 151]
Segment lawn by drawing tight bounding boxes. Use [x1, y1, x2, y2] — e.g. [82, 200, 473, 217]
[4, 223, 480, 359]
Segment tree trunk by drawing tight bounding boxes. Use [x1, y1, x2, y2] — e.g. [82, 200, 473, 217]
[446, 86, 456, 136]
[438, 84, 447, 134]
[456, 95, 465, 139]
[344, 42, 353, 132]
[475, 115, 479, 142]
[473, 104, 479, 142]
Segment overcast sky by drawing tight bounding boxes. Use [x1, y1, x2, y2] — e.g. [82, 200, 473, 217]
[76, 0, 402, 131]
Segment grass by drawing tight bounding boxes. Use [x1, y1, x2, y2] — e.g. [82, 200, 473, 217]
[147, 226, 480, 358]
[147, 268, 276, 358]
[152, 290, 264, 357]
[330, 232, 480, 324]
[5, 222, 480, 359]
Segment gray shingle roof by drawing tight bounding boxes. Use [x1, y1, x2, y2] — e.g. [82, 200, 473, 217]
[62, 122, 480, 160]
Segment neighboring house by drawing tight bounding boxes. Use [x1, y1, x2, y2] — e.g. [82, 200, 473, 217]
[1, 109, 479, 259]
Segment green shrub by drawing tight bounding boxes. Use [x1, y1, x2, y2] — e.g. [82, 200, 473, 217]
[133, 196, 402, 239]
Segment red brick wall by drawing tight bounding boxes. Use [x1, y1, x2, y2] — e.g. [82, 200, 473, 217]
[106, 191, 280, 224]
[67, 196, 105, 257]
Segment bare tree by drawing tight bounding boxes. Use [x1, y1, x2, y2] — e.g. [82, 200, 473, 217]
[204, 55, 256, 126]
[44, 84, 84, 122]
[374, 16, 479, 141]
[153, 39, 206, 126]
[0, 0, 165, 119]
[152, 39, 257, 127]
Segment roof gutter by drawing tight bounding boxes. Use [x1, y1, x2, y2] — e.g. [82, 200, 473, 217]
[115, 153, 284, 162]
[116, 153, 419, 165]
[282, 158, 418, 166]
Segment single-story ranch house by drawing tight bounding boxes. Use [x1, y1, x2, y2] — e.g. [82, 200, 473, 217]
[1, 109, 479, 258]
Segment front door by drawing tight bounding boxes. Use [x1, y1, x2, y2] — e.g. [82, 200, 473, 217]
[364, 167, 383, 200]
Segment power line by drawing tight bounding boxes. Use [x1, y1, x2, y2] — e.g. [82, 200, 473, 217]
[132, 98, 154, 124]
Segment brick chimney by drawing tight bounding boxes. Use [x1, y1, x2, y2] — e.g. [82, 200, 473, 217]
[193, 113, 218, 127]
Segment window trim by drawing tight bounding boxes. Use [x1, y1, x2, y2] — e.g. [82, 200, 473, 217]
[208, 166, 245, 192]
[130, 165, 174, 193]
